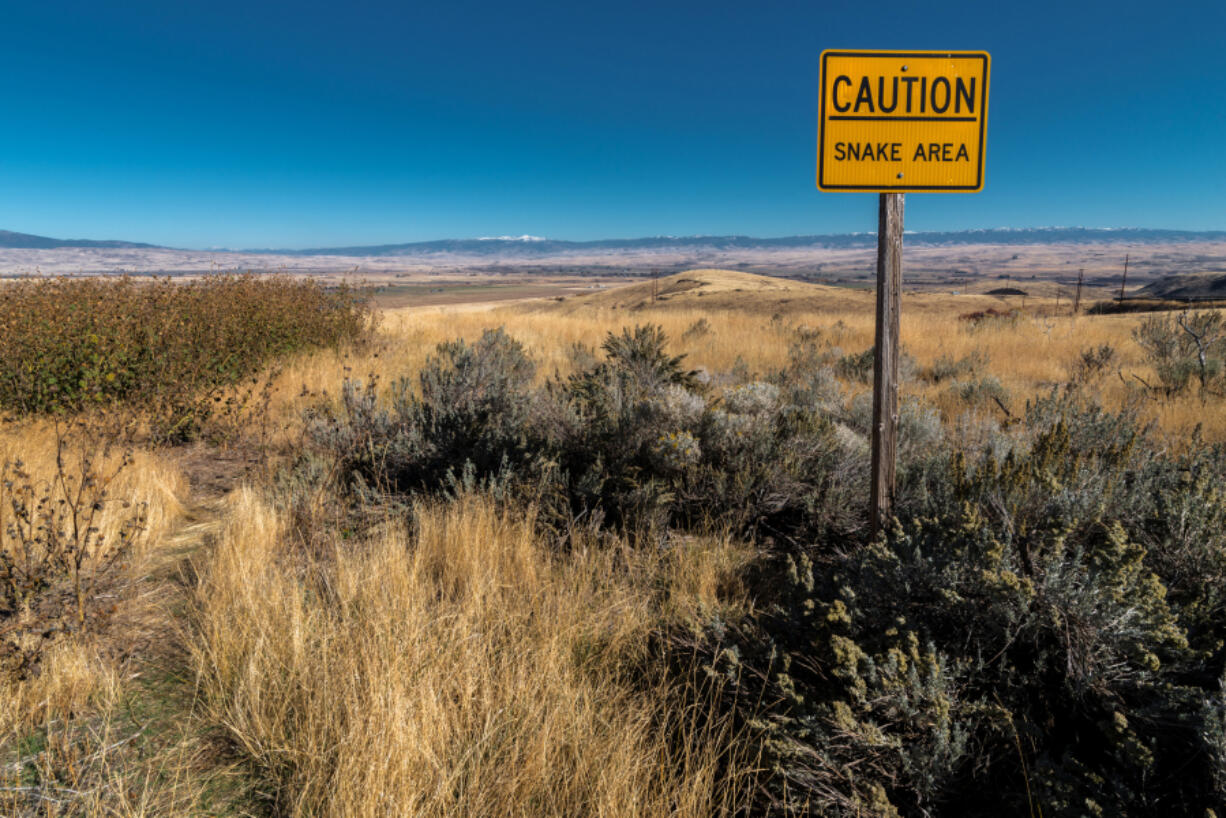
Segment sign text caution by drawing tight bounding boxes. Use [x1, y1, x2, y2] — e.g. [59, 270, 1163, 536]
[817, 50, 990, 192]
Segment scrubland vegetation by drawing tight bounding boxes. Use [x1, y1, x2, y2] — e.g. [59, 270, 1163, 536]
[0, 274, 368, 440]
[3, 270, 1226, 816]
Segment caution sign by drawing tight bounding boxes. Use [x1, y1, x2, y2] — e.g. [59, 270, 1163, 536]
[817, 50, 989, 192]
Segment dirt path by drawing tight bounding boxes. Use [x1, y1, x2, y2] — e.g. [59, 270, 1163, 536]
[0, 440, 267, 816]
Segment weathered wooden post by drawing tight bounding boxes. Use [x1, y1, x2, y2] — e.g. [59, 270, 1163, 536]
[870, 193, 904, 531]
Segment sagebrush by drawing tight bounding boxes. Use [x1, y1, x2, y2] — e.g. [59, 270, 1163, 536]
[308, 323, 1226, 815]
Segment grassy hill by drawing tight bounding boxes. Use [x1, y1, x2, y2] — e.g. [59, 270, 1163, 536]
[553, 268, 1020, 315]
[1139, 271, 1226, 300]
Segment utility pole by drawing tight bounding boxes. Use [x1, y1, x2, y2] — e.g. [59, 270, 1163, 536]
[1119, 253, 1130, 302]
[1073, 268, 1084, 314]
[651, 269, 659, 302]
[870, 193, 903, 535]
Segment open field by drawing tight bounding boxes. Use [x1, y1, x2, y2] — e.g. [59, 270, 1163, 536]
[264, 269, 1223, 442]
[3, 236, 1224, 300]
[367, 276, 621, 308]
[3, 270, 1226, 815]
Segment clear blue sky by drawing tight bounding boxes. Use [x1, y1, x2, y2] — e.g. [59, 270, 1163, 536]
[2, 0, 1223, 248]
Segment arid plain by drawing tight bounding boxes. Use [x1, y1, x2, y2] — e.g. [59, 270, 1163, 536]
[3, 245, 1226, 815]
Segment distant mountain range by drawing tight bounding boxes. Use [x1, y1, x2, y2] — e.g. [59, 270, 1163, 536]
[252, 228, 1226, 257]
[2, 227, 1224, 255]
[0, 229, 159, 250]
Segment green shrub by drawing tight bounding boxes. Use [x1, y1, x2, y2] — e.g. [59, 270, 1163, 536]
[1132, 310, 1225, 397]
[836, 344, 918, 385]
[305, 327, 1226, 814]
[1068, 343, 1117, 386]
[311, 325, 866, 543]
[693, 395, 1226, 815]
[923, 350, 989, 384]
[310, 328, 538, 496]
[774, 336, 844, 411]
[0, 274, 371, 440]
[948, 374, 1010, 408]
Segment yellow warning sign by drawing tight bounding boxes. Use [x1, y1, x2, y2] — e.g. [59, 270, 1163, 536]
[817, 50, 989, 192]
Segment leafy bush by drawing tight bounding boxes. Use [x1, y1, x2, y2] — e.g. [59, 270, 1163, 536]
[681, 317, 712, 341]
[694, 395, 1226, 815]
[311, 325, 867, 544]
[1068, 343, 1117, 386]
[0, 274, 371, 439]
[1, 425, 147, 678]
[923, 350, 988, 384]
[844, 392, 944, 462]
[1132, 310, 1225, 397]
[306, 324, 1226, 814]
[836, 345, 918, 384]
[948, 374, 1009, 408]
[310, 328, 538, 497]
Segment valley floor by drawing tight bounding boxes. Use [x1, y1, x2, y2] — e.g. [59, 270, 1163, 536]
[4, 270, 1225, 815]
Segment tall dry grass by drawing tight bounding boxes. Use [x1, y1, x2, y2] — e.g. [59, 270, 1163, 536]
[0, 420, 188, 670]
[0, 421, 211, 816]
[0, 421, 188, 571]
[0, 638, 223, 817]
[191, 489, 755, 817]
[266, 295, 1226, 442]
[4, 271, 1221, 815]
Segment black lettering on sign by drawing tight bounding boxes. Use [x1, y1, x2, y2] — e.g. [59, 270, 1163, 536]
[877, 76, 898, 113]
[835, 141, 905, 161]
[832, 76, 852, 112]
[955, 77, 975, 113]
[911, 142, 973, 162]
[900, 76, 918, 111]
[828, 69, 982, 117]
[854, 77, 875, 112]
[931, 77, 951, 113]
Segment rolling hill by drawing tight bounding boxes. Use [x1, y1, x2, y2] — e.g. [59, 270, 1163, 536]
[1138, 271, 1226, 300]
[548, 268, 1015, 314]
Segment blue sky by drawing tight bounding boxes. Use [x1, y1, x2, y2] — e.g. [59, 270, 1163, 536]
[1, 0, 1223, 248]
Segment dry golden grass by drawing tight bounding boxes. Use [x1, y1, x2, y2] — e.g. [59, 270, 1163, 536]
[4, 267, 1221, 816]
[0, 638, 224, 817]
[0, 420, 216, 816]
[263, 269, 1226, 442]
[0, 420, 188, 708]
[190, 489, 754, 817]
[0, 420, 189, 574]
